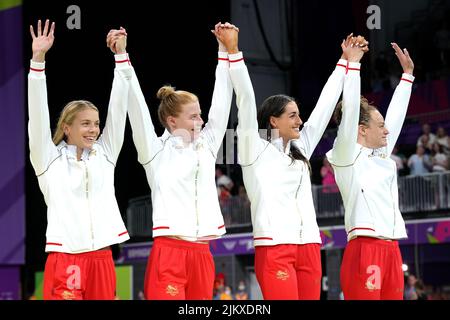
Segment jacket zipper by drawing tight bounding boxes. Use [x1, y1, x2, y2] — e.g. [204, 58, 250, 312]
[295, 168, 304, 239]
[84, 161, 94, 250]
[195, 157, 200, 238]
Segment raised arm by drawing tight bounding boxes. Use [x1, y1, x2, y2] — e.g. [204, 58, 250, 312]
[297, 34, 366, 159]
[213, 23, 263, 165]
[106, 30, 161, 165]
[202, 23, 236, 155]
[385, 43, 415, 156]
[28, 19, 58, 176]
[100, 27, 132, 164]
[329, 37, 366, 166]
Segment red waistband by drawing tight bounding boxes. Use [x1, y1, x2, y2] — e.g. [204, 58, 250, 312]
[48, 247, 112, 258]
[350, 236, 399, 247]
[153, 236, 210, 252]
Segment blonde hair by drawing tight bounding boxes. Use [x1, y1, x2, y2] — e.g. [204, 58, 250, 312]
[53, 100, 99, 145]
[156, 85, 198, 129]
[334, 96, 378, 126]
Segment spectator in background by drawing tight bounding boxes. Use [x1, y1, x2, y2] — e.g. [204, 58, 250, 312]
[391, 145, 407, 176]
[417, 123, 436, 149]
[408, 146, 431, 175]
[220, 286, 233, 300]
[414, 279, 429, 300]
[217, 183, 232, 208]
[216, 165, 234, 193]
[216, 166, 234, 210]
[213, 272, 226, 299]
[430, 142, 449, 172]
[436, 126, 450, 155]
[321, 157, 339, 193]
[235, 280, 249, 300]
[404, 274, 418, 300]
[417, 134, 433, 154]
[226, 185, 251, 225]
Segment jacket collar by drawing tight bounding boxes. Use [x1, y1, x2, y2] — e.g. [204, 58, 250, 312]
[271, 137, 291, 154]
[59, 141, 97, 160]
[162, 129, 204, 150]
[359, 143, 387, 158]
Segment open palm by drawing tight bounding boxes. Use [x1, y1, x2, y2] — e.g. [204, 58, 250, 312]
[391, 42, 414, 74]
[30, 19, 55, 55]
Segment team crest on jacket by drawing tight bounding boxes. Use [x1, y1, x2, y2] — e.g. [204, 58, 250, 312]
[166, 284, 179, 296]
[276, 270, 290, 281]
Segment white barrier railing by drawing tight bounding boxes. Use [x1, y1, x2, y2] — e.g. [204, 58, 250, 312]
[126, 171, 450, 235]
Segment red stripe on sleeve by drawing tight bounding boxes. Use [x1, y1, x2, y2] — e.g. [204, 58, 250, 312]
[229, 57, 244, 63]
[401, 78, 413, 84]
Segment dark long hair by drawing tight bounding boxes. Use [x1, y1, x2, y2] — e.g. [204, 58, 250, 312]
[257, 94, 311, 173]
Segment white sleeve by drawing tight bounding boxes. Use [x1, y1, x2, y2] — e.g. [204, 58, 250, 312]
[202, 52, 234, 156]
[385, 73, 415, 156]
[329, 62, 361, 166]
[98, 53, 132, 165]
[294, 59, 347, 159]
[127, 59, 162, 165]
[229, 52, 266, 166]
[27, 60, 58, 176]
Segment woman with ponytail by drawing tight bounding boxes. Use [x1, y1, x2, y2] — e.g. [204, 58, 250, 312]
[226, 33, 368, 299]
[28, 20, 131, 299]
[326, 43, 415, 300]
[122, 23, 242, 300]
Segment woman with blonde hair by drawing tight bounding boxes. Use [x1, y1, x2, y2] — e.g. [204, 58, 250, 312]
[28, 20, 131, 299]
[116, 22, 242, 300]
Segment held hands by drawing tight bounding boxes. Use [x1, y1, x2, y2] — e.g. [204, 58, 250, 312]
[391, 42, 414, 75]
[106, 27, 127, 55]
[341, 33, 369, 63]
[211, 22, 239, 54]
[30, 19, 55, 63]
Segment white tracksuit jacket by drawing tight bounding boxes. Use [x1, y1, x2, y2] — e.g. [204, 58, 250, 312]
[127, 52, 244, 241]
[230, 57, 358, 246]
[28, 54, 131, 253]
[326, 72, 415, 241]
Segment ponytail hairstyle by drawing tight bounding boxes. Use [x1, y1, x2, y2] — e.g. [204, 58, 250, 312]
[53, 100, 98, 145]
[334, 96, 378, 127]
[157, 85, 198, 130]
[257, 94, 311, 173]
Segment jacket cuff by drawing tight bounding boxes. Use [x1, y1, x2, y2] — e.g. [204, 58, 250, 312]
[336, 59, 347, 70]
[115, 53, 131, 70]
[348, 62, 361, 72]
[336, 60, 361, 74]
[400, 73, 415, 84]
[218, 51, 229, 67]
[30, 60, 46, 76]
[229, 52, 244, 70]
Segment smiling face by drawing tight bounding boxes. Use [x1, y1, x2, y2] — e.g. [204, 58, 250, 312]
[63, 108, 100, 150]
[359, 110, 390, 149]
[168, 101, 204, 141]
[269, 101, 303, 142]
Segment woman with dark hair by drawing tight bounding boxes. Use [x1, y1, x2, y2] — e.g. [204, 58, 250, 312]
[226, 33, 367, 299]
